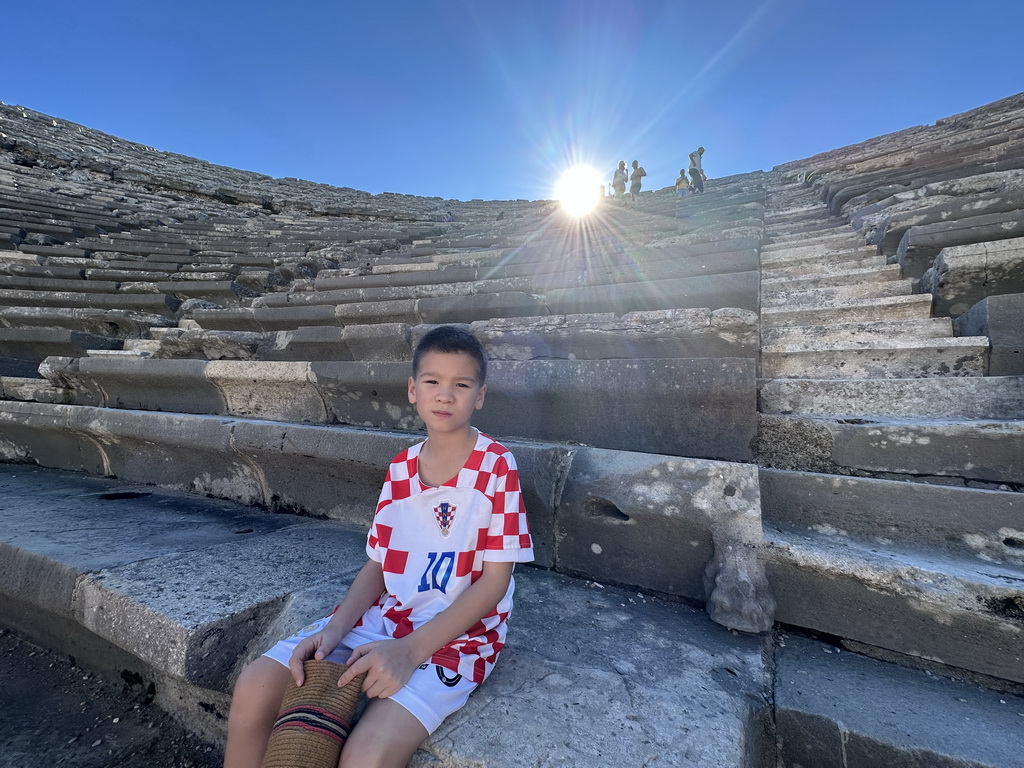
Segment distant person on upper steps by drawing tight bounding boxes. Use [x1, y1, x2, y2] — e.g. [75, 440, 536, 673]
[688, 146, 706, 193]
[675, 168, 690, 198]
[629, 160, 647, 207]
[611, 160, 628, 203]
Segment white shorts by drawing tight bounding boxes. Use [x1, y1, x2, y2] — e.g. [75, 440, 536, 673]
[263, 616, 478, 734]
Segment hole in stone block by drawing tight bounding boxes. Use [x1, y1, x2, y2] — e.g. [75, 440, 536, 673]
[583, 497, 630, 522]
[97, 491, 152, 500]
[1003, 537, 1024, 549]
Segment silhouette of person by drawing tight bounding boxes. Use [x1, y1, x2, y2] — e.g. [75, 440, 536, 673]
[611, 160, 627, 203]
[688, 147, 705, 193]
[629, 160, 647, 207]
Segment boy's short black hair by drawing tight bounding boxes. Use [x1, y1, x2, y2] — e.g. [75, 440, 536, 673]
[412, 325, 487, 383]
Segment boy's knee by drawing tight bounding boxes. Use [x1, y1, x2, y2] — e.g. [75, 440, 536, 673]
[229, 657, 289, 716]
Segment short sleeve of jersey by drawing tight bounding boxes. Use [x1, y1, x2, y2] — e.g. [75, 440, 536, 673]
[479, 448, 533, 562]
[366, 445, 417, 561]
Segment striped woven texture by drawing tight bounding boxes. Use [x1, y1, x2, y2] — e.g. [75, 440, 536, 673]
[261, 659, 365, 768]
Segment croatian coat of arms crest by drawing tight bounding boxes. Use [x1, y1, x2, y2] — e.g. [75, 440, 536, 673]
[433, 500, 456, 538]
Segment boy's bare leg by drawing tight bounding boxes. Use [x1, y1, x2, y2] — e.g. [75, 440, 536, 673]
[224, 656, 292, 768]
[339, 697, 429, 768]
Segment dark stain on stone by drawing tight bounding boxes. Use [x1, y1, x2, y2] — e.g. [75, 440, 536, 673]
[983, 595, 1024, 622]
[98, 491, 152, 501]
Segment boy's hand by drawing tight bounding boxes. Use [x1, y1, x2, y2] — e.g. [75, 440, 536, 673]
[339, 638, 420, 698]
[288, 631, 339, 687]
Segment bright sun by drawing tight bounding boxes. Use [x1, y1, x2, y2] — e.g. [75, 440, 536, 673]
[555, 164, 603, 217]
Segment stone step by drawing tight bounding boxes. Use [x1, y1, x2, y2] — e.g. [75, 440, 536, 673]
[761, 244, 880, 270]
[2, 262, 87, 280]
[0, 328, 122, 361]
[760, 468, 1023, 567]
[0, 274, 120, 293]
[761, 317, 954, 346]
[760, 279, 914, 309]
[763, 225, 852, 245]
[761, 293, 934, 327]
[0, 287, 182, 316]
[764, 216, 847, 237]
[761, 335, 989, 378]
[759, 375, 1024, 419]
[761, 231, 865, 256]
[761, 253, 883, 279]
[756, 413, 1023, 487]
[191, 305, 339, 332]
[0, 306, 174, 337]
[775, 631, 1024, 768]
[0, 375, 67, 403]
[765, 526, 1024, 685]
[761, 263, 902, 292]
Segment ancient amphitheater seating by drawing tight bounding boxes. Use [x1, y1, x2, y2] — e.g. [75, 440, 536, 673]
[0, 97, 1022, 765]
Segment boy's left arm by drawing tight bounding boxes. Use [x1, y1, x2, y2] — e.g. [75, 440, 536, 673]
[338, 560, 514, 699]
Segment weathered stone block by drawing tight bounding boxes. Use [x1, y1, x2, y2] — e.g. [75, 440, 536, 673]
[760, 468, 1024, 566]
[478, 358, 757, 461]
[555, 447, 773, 632]
[895, 212, 1024, 279]
[921, 236, 1024, 316]
[205, 361, 328, 423]
[956, 293, 1024, 375]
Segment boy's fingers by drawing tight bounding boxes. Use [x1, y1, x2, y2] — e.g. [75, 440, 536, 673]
[288, 657, 305, 687]
[337, 654, 369, 688]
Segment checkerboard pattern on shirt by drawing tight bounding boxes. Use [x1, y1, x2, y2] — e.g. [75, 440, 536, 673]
[364, 432, 533, 683]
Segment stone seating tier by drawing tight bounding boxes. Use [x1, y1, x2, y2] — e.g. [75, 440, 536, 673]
[0, 306, 174, 337]
[0, 328, 122, 361]
[894, 209, 1024, 279]
[38, 355, 757, 462]
[0, 406, 770, 631]
[758, 375, 1024, 420]
[827, 154, 1024, 217]
[755, 413, 1022, 489]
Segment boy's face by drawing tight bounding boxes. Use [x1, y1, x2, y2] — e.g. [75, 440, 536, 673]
[408, 351, 486, 435]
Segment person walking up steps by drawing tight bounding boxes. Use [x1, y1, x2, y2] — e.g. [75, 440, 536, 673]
[224, 325, 534, 768]
[688, 146, 706, 193]
[629, 160, 647, 207]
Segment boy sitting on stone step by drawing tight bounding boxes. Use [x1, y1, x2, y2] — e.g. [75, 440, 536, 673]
[224, 325, 534, 768]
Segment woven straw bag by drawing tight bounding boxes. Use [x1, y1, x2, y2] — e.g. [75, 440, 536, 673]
[261, 659, 365, 768]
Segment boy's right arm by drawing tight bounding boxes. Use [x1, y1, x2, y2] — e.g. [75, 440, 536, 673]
[288, 558, 386, 686]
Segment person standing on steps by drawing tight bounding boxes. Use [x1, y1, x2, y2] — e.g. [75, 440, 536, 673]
[611, 160, 628, 204]
[629, 160, 647, 207]
[688, 146, 706, 193]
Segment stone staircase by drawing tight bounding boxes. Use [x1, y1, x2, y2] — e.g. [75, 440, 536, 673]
[1, 95, 1023, 767]
[756, 176, 1023, 691]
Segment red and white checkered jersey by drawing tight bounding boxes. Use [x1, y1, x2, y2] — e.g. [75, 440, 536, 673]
[361, 431, 533, 683]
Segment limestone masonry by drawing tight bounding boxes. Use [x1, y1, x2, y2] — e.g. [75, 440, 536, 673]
[0, 94, 1022, 766]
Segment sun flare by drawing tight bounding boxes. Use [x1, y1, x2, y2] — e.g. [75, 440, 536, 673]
[555, 165, 603, 217]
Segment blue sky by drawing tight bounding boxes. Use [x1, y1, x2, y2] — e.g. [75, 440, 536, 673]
[5, 1, 1023, 202]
